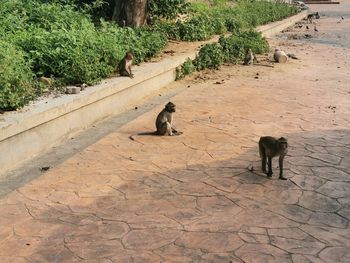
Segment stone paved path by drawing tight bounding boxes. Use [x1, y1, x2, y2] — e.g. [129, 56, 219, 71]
[1, 5, 350, 263]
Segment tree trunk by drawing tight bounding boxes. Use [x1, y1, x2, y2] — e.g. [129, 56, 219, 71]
[112, 0, 148, 27]
[112, 0, 124, 25]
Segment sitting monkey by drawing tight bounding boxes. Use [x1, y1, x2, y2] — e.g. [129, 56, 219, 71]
[118, 52, 134, 78]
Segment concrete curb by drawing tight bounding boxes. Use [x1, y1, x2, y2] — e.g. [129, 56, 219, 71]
[0, 11, 306, 177]
[257, 10, 307, 38]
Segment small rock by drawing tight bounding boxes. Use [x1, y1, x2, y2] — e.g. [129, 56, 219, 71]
[66, 87, 80, 94]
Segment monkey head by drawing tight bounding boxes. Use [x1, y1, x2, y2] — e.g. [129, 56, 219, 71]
[277, 137, 288, 150]
[165, 102, 176, 113]
[125, 52, 134, 60]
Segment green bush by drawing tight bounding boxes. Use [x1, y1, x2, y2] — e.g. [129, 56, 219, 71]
[177, 28, 269, 79]
[176, 58, 195, 80]
[148, 0, 188, 20]
[0, 0, 298, 109]
[236, 0, 298, 27]
[219, 30, 269, 63]
[193, 43, 225, 70]
[0, 41, 34, 110]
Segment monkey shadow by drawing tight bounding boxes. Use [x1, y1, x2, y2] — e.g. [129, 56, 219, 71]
[3, 129, 350, 261]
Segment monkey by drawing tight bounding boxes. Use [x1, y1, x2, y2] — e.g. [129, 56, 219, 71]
[258, 136, 288, 180]
[315, 12, 320, 19]
[129, 102, 182, 141]
[307, 13, 314, 24]
[118, 52, 134, 78]
[243, 48, 258, 65]
[155, 102, 180, 136]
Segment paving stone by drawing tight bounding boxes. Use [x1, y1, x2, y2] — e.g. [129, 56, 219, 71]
[308, 212, 348, 229]
[185, 215, 243, 233]
[264, 189, 302, 205]
[175, 231, 244, 253]
[201, 253, 243, 263]
[154, 243, 204, 263]
[300, 225, 350, 247]
[0, 257, 29, 263]
[235, 243, 292, 263]
[174, 181, 218, 196]
[309, 153, 342, 165]
[127, 214, 182, 229]
[64, 221, 129, 243]
[340, 156, 350, 168]
[291, 254, 324, 263]
[0, 236, 42, 257]
[196, 195, 242, 215]
[299, 191, 341, 212]
[338, 207, 350, 221]
[238, 232, 270, 244]
[239, 225, 267, 235]
[165, 208, 207, 225]
[325, 146, 350, 157]
[287, 156, 328, 167]
[311, 167, 350, 182]
[268, 227, 309, 240]
[319, 247, 350, 262]
[202, 177, 241, 193]
[290, 174, 326, 191]
[122, 229, 179, 250]
[266, 204, 312, 223]
[111, 252, 162, 263]
[317, 181, 350, 198]
[65, 240, 125, 259]
[26, 246, 81, 262]
[270, 235, 325, 254]
[233, 209, 299, 228]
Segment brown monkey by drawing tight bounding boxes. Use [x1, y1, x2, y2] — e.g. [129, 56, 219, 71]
[306, 13, 314, 24]
[129, 102, 181, 141]
[156, 102, 181, 136]
[119, 52, 134, 78]
[259, 136, 288, 180]
[243, 48, 258, 65]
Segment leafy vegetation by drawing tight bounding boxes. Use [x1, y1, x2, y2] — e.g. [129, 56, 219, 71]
[177, 30, 269, 79]
[0, 0, 298, 110]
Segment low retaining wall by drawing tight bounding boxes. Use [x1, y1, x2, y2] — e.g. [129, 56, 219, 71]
[257, 10, 307, 38]
[0, 11, 307, 178]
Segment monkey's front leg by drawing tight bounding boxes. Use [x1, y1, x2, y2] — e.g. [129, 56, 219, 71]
[278, 155, 287, 180]
[267, 157, 273, 177]
[128, 67, 134, 79]
[166, 122, 173, 136]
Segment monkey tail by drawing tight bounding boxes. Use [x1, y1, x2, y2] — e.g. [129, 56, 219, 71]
[128, 131, 159, 143]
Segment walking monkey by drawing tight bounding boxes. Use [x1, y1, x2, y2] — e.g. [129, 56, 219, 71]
[259, 136, 288, 180]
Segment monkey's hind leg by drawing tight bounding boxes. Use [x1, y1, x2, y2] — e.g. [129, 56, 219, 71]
[120, 69, 133, 79]
[157, 122, 172, 136]
[259, 144, 267, 174]
[267, 157, 273, 177]
[278, 155, 287, 180]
